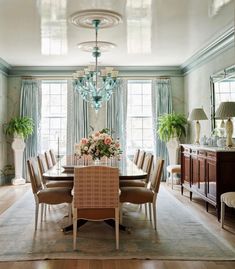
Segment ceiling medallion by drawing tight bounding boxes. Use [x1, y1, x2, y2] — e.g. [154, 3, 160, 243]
[77, 41, 116, 52]
[69, 9, 123, 29]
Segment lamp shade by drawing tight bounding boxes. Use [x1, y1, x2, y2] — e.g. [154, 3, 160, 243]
[189, 108, 208, 121]
[215, 102, 235, 119]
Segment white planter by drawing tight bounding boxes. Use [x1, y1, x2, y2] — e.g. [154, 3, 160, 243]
[11, 135, 26, 185]
[166, 137, 180, 165]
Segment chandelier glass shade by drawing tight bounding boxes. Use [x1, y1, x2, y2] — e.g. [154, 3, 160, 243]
[73, 19, 119, 111]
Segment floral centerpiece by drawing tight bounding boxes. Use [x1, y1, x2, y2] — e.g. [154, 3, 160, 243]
[75, 128, 122, 160]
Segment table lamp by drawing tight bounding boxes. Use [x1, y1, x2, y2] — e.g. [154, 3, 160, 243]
[215, 102, 235, 147]
[189, 108, 208, 144]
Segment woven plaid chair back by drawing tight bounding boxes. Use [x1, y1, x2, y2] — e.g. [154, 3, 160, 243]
[74, 166, 119, 209]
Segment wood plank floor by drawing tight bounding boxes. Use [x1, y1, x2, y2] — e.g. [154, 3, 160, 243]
[0, 183, 234, 269]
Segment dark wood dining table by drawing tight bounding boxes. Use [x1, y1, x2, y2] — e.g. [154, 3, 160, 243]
[43, 155, 147, 232]
[43, 155, 147, 181]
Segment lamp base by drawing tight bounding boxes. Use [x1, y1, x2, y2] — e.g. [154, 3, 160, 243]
[195, 120, 201, 145]
[226, 118, 233, 148]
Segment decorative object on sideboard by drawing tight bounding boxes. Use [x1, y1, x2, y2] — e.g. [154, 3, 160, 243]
[70, 10, 122, 112]
[4, 117, 34, 185]
[215, 101, 235, 147]
[189, 108, 208, 144]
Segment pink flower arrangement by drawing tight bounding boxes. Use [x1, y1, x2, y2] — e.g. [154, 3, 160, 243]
[75, 128, 122, 160]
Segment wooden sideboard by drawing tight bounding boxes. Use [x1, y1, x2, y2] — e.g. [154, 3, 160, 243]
[181, 144, 235, 219]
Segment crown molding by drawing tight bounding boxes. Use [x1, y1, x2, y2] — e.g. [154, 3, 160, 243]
[181, 24, 235, 75]
[0, 57, 11, 75]
[8, 65, 183, 77]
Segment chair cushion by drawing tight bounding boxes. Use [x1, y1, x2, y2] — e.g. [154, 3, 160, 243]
[119, 180, 145, 188]
[120, 187, 153, 204]
[221, 192, 235, 208]
[46, 180, 73, 189]
[167, 164, 181, 173]
[37, 187, 72, 204]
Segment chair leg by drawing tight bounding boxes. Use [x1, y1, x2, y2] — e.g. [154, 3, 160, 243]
[40, 203, 44, 222]
[221, 200, 225, 228]
[148, 203, 152, 221]
[153, 202, 157, 230]
[115, 208, 119, 250]
[171, 172, 174, 189]
[68, 203, 72, 224]
[119, 203, 123, 224]
[73, 209, 78, 250]
[35, 202, 39, 231]
[144, 204, 148, 218]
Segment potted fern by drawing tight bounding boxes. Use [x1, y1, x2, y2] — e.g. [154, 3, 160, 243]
[158, 113, 187, 165]
[5, 117, 34, 185]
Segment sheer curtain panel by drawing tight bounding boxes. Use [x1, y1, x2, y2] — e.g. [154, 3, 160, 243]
[152, 78, 173, 179]
[106, 79, 128, 155]
[20, 79, 41, 180]
[66, 81, 90, 155]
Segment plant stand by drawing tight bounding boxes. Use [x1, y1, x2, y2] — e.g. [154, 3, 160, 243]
[11, 136, 26, 185]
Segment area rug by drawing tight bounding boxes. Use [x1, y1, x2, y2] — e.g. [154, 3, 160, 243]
[0, 187, 234, 261]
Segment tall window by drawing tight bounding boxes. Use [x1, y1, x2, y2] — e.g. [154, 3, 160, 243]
[40, 81, 67, 155]
[126, 80, 154, 155]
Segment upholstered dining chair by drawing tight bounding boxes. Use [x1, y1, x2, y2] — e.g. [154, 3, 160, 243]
[27, 157, 72, 230]
[133, 149, 140, 165]
[120, 153, 153, 188]
[45, 150, 53, 169]
[73, 166, 120, 250]
[37, 154, 73, 189]
[136, 150, 146, 169]
[120, 158, 164, 230]
[49, 149, 57, 166]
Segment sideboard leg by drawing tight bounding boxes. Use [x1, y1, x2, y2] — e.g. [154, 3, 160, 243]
[190, 191, 192, 201]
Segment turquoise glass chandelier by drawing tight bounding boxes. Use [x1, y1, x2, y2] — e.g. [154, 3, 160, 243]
[73, 19, 119, 112]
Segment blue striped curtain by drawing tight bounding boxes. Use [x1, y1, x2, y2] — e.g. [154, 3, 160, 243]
[20, 79, 41, 180]
[66, 81, 90, 155]
[106, 79, 128, 155]
[152, 78, 173, 179]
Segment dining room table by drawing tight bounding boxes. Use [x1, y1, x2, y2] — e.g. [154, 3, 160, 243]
[43, 155, 147, 232]
[43, 155, 147, 181]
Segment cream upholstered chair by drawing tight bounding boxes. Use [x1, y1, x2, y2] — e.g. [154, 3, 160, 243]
[136, 150, 146, 169]
[27, 158, 72, 230]
[73, 166, 120, 250]
[221, 192, 235, 228]
[37, 154, 73, 189]
[120, 153, 153, 188]
[45, 150, 54, 169]
[166, 138, 181, 189]
[49, 149, 57, 166]
[120, 159, 164, 230]
[133, 149, 140, 165]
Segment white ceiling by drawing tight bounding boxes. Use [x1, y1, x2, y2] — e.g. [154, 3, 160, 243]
[0, 0, 234, 67]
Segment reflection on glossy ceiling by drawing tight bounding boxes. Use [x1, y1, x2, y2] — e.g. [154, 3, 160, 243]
[0, 0, 233, 66]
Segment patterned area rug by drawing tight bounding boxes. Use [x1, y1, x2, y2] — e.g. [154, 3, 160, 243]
[0, 187, 234, 261]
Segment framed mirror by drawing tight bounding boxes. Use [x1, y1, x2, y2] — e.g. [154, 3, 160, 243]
[210, 64, 235, 135]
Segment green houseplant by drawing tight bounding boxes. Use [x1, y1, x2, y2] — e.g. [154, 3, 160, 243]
[5, 116, 34, 139]
[4, 116, 34, 185]
[157, 112, 187, 142]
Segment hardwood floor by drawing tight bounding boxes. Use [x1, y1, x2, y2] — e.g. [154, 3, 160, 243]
[0, 183, 234, 269]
